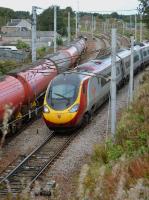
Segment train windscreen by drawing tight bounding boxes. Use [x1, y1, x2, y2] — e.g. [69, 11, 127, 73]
[47, 74, 80, 110]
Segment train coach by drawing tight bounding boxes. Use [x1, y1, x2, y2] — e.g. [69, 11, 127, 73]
[43, 41, 149, 131]
[0, 37, 87, 133]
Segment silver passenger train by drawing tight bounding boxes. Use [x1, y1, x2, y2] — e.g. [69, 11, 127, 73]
[43, 41, 149, 131]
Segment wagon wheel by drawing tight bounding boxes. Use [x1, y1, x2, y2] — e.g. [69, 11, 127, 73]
[11, 118, 22, 134]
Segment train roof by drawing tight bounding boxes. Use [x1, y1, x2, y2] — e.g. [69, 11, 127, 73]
[51, 71, 83, 85]
[61, 59, 113, 81]
[117, 49, 131, 58]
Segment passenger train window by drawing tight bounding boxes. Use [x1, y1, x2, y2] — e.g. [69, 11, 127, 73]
[97, 78, 100, 84]
[125, 60, 130, 68]
[116, 67, 120, 76]
[101, 78, 107, 87]
[134, 55, 139, 63]
[107, 72, 111, 77]
[143, 51, 147, 56]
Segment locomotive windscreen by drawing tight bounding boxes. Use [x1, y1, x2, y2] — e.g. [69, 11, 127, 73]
[47, 73, 81, 110]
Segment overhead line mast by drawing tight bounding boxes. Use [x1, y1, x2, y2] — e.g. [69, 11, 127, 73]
[111, 28, 117, 136]
[32, 6, 41, 63]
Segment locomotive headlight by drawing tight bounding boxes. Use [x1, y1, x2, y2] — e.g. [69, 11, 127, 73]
[43, 105, 50, 113]
[69, 104, 79, 113]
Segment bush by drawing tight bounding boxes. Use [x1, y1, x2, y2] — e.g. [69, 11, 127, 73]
[0, 60, 19, 74]
[37, 47, 46, 58]
[16, 40, 29, 50]
[56, 37, 63, 45]
[91, 144, 108, 164]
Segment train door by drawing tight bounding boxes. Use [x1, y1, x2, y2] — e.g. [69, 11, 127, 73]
[116, 61, 122, 87]
[134, 53, 140, 73]
[147, 47, 149, 64]
[87, 76, 102, 111]
[98, 68, 111, 105]
[123, 56, 131, 80]
[143, 49, 148, 65]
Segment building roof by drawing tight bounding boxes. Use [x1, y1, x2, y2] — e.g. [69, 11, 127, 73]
[7, 19, 31, 26]
[4, 31, 61, 38]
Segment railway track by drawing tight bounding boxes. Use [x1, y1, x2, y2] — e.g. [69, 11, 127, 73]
[0, 131, 78, 197]
[0, 33, 108, 146]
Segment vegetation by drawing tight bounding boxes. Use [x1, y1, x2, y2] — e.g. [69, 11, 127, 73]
[56, 37, 63, 46]
[1, 6, 145, 37]
[37, 46, 47, 58]
[37, 6, 76, 36]
[16, 40, 30, 50]
[139, 0, 149, 29]
[0, 7, 30, 29]
[0, 7, 15, 28]
[76, 71, 149, 200]
[0, 60, 20, 75]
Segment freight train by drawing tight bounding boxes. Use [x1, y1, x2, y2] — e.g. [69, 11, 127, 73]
[43, 41, 149, 131]
[0, 37, 87, 133]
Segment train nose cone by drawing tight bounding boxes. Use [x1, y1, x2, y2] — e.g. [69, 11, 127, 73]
[57, 114, 61, 119]
[43, 111, 77, 125]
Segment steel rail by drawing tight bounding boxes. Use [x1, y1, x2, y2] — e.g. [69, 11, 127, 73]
[0, 131, 78, 196]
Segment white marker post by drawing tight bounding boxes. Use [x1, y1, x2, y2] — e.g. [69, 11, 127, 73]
[75, 11, 78, 38]
[140, 13, 143, 42]
[32, 6, 37, 62]
[91, 14, 94, 38]
[68, 12, 71, 44]
[54, 5, 57, 53]
[130, 15, 132, 33]
[111, 28, 117, 136]
[135, 14, 137, 42]
[123, 22, 125, 35]
[129, 36, 134, 103]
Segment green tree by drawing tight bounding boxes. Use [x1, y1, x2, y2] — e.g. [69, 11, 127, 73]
[110, 12, 119, 19]
[37, 6, 75, 36]
[138, 0, 149, 28]
[14, 11, 30, 19]
[0, 7, 30, 29]
[0, 7, 15, 28]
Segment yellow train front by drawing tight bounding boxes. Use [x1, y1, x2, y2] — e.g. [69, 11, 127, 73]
[43, 72, 88, 131]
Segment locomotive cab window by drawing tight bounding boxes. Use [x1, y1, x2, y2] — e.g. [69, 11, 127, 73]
[47, 74, 80, 110]
[52, 84, 75, 99]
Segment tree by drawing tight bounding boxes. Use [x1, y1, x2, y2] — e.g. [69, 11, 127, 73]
[110, 12, 119, 19]
[138, 0, 149, 28]
[0, 7, 30, 29]
[14, 11, 30, 19]
[0, 7, 15, 28]
[37, 6, 76, 36]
